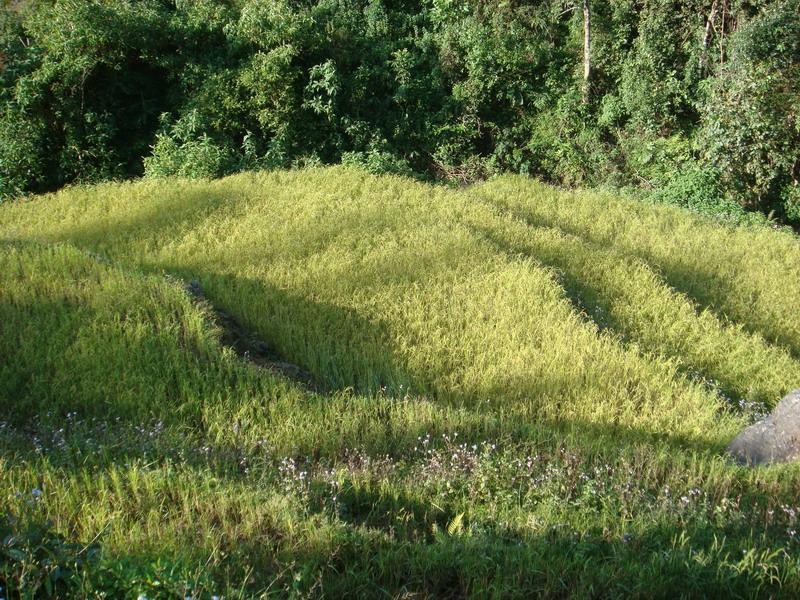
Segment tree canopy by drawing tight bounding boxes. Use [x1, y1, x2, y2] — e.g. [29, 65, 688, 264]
[1, 0, 798, 223]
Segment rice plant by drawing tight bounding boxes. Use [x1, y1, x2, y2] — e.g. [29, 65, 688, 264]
[2, 168, 800, 597]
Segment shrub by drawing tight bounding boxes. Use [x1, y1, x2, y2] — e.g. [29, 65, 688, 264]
[0, 107, 48, 198]
[341, 146, 414, 178]
[0, 505, 98, 597]
[144, 112, 236, 179]
[650, 165, 765, 224]
[699, 0, 800, 222]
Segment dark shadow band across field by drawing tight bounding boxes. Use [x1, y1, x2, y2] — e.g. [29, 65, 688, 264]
[140, 284, 740, 442]
[5, 465, 794, 598]
[3, 421, 798, 598]
[0, 233, 742, 460]
[138, 270, 744, 457]
[34, 184, 254, 256]
[0, 238, 732, 460]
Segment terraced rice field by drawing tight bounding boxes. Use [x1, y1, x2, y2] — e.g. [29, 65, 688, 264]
[2, 167, 800, 597]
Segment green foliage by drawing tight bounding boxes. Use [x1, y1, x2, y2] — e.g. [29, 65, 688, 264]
[341, 147, 414, 177]
[0, 506, 98, 598]
[785, 184, 800, 221]
[144, 112, 237, 179]
[699, 0, 800, 222]
[1, 502, 219, 598]
[526, 94, 618, 187]
[0, 0, 798, 219]
[650, 165, 755, 223]
[0, 106, 48, 198]
[617, 0, 698, 135]
[0, 0, 178, 194]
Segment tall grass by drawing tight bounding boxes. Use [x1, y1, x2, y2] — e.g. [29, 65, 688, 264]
[0, 169, 752, 441]
[2, 168, 800, 597]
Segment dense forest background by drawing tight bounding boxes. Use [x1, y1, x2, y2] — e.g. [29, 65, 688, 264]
[1, 0, 798, 224]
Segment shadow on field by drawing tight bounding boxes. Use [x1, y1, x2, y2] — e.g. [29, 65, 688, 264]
[164, 271, 727, 454]
[464, 222, 755, 406]
[181, 271, 419, 396]
[0, 288, 231, 428]
[464, 222, 621, 327]
[3, 268, 761, 596]
[286, 480, 780, 598]
[0, 299, 95, 419]
[1, 479, 778, 598]
[0, 238, 729, 458]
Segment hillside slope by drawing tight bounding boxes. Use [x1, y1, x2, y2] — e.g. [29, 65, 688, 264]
[2, 168, 800, 597]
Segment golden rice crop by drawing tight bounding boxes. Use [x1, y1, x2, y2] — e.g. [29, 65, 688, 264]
[476, 176, 800, 358]
[3, 167, 800, 597]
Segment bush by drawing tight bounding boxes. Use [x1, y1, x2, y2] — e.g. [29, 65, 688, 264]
[144, 112, 236, 179]
[618, 0, 696, 135]
[0, 504, 99, 597]
[0, 505, 217, 598]
[651, 165, 766, 224]
[341, 146, 414, 178]
[784, 184, 800, 222]
[0, 0, 176, 196]
[699, 0, 800, 222]
[0, 107, 48, 198]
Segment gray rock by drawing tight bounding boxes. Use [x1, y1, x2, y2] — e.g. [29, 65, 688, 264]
[727, 389, 800, 466]
[185, 279, 204, 299]
[253, 340, 270, 355]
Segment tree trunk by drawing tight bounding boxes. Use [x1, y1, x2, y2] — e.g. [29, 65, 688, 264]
[700, 0, 719, 72]
[583, 0, 591, 103]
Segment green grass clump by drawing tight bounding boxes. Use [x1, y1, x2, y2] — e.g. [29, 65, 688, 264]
[2, 167, 800, 597]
